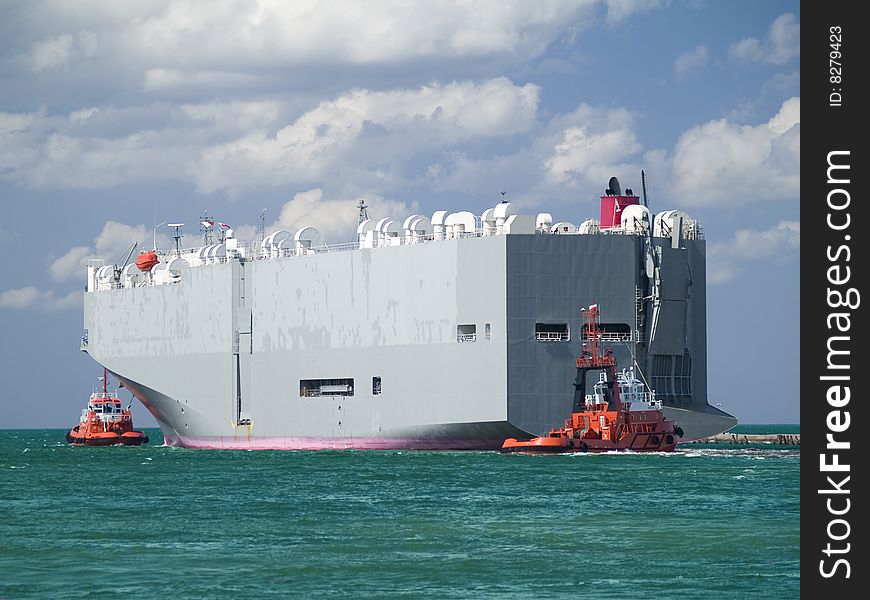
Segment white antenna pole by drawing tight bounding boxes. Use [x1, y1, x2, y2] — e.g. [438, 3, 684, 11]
[256, 208, 267, 250]
[153, 221, 167, 250]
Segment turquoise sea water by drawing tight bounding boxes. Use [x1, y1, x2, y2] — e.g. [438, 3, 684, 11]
[1, 429, 799, 599]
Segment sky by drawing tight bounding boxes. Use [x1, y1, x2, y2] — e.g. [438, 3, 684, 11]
[0, 0, 800, 427]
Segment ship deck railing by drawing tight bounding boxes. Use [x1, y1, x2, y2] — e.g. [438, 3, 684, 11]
[88, 225, 703, 292]
[580, 331, 635, 343]
[535, 331, 570, 341]
[145, 224, 706, 265]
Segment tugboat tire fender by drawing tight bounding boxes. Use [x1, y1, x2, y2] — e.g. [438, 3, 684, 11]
[665, 434, 674, 445]
[579, 442, 588, 453]
[675, 426, 685, 438]
[651, 435, 661, 446]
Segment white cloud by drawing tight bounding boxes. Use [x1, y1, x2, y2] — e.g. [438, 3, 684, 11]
[50, 246, 91, 281]
[10, 1, 598, 92]
[69, 107, 100, 123]
[143, 69, 269, 94]
[0, 101, 284, 189]
[669, 97, 799, 206]
[179, 100, 282, 129]
[730, 13, 799, 65]
[0, 286, 81, 310]
[2, 1, 674, 109]
[1, 113, 187, 188]
[543, 105, 642, 187]
[674, 45, 708, 79]
[421, 96, 800, 218]
[126, 1, 593, 66]
[2, 79, 538, 192]
[604, 0, 666, 24]
[0, 287, 43, 309]
[268, 189, 417, 241]
[0, 112, 42, 174]
[27, 31, 98, 71]
[192, 78, 540, 194]
[415, 102, 652, 219]
[726, 70, 800, 121]
[708, 221, 800, 283]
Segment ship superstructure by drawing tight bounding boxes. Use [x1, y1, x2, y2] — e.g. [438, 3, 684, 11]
[82, 177, 736, 449]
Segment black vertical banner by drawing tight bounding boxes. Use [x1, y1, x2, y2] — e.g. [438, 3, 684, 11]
[803, 3, 867, 597]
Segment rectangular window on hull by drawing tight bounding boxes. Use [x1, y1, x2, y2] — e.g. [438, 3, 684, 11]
[300, 378, 354, 397]
[582, 322, 632, 343]
[535, 323, 569, 341]
[457, 324, 477, 342]
[372, 377, 382, 395]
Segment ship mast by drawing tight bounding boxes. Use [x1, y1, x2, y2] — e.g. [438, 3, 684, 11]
[255, 208, 267, 251]
[573, 304, 622, 411]
[168, 223, 184, 255]
[577, 305, 616, 370]
[641, 170, 649, 208]
[200, 211, 215, 245]
[356, 198, 369, 224]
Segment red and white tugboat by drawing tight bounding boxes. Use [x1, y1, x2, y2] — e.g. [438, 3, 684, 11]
[66, 369, 149, 446]
[501, 304, 683, 453]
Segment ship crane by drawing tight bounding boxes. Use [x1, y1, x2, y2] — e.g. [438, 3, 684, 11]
[112, 242, 138, 285]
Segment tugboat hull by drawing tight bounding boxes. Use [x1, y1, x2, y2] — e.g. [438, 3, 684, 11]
[66, 428, 149, 446]
[501, 430, 679, 454]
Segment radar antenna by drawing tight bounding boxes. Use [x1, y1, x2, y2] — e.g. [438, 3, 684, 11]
[356, 198, 369, 224]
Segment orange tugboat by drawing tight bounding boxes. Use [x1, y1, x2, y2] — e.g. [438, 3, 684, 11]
[501, 304, 683, 453]
[66, 369, 149, 446]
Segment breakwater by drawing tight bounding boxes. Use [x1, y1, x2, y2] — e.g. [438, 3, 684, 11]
[691, 432, 800, 445]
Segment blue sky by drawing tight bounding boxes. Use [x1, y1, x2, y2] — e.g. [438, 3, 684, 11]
[0, 0, 799, 427]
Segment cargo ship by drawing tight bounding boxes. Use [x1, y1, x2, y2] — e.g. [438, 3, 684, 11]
[81, 176, 736, 449]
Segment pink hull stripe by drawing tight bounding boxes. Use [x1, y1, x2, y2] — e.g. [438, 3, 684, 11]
[162, 433, 504, 451]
